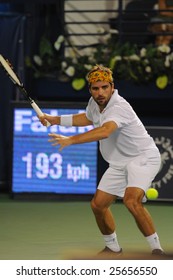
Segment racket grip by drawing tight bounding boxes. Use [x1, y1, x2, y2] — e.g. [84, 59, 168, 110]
[31, 101, 51, 127]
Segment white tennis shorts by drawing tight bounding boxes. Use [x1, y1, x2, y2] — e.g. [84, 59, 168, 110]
[98, 150, 161, 198]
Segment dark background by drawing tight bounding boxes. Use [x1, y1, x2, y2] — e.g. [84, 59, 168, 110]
[0, 0, 173, 198]
[0, 0, 64, 192]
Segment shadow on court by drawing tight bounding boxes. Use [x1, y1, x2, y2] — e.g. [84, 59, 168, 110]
[64, 250, 173, 260]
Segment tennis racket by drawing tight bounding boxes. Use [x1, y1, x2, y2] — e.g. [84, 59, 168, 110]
[0, 54, 51, 127]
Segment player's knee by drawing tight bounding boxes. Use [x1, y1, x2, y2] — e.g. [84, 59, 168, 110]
[123, 187, 144, 213]
[90, 199, 105, 215]
[90, 198, 99, 213]
[123, 196, 137, 213]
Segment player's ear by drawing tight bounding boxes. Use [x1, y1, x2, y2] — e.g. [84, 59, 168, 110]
[111, 82, 114, 93]
[88, 84, 91, 94]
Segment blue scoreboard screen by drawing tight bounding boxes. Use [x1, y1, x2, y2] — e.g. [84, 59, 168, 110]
[10, 102, 97, 197]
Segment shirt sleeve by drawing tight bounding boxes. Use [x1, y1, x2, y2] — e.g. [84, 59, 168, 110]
[101, 105, 133, 128]
[86, 98, 94, 122]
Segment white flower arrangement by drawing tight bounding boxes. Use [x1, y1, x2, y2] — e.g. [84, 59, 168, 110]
[25, 33, 173, 91]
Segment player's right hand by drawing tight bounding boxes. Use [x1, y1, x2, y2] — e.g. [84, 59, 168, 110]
[39, 114, 59, 126]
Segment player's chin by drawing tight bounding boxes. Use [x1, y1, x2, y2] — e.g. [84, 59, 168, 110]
[96, 99, 106, 106]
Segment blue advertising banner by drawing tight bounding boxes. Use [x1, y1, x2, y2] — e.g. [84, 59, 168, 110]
[11, 105, 97, 196]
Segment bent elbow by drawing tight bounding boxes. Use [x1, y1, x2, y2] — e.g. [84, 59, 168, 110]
[100, 122, 117, 139]
[101, 129, 112, 139]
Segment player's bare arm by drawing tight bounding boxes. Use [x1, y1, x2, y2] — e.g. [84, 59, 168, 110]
[72, 113, 93, 126]
[48, 121, 118, 151]
[39, 112, 92, 127]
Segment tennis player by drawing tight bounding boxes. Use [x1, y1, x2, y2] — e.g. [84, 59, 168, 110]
[39, 65, 164, 256]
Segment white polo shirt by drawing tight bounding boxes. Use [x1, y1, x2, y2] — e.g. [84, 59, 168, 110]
[86, 89, 158, 167]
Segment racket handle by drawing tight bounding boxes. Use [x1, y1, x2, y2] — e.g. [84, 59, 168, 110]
[31, 101, 51, 127]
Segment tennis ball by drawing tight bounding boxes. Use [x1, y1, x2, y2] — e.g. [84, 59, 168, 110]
[146, 188, 158, 200]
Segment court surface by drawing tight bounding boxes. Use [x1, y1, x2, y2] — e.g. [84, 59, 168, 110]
[0, 194, 172, 260]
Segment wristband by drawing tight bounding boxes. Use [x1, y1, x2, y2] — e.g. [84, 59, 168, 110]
[60, 115, 73, 126]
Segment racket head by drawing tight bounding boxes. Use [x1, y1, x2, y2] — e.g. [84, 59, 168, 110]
[0, 54, 21, 86]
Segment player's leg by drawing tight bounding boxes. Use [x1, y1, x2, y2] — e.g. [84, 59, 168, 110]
[123, 187, 164, 254]
[91, 189, 116, 234]
[123, 151, 164, 254]
[123, 187, 156, 235]
[91, 189, 122, 253]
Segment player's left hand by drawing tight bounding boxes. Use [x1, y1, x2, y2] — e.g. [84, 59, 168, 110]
[48, 133, 72, 151]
